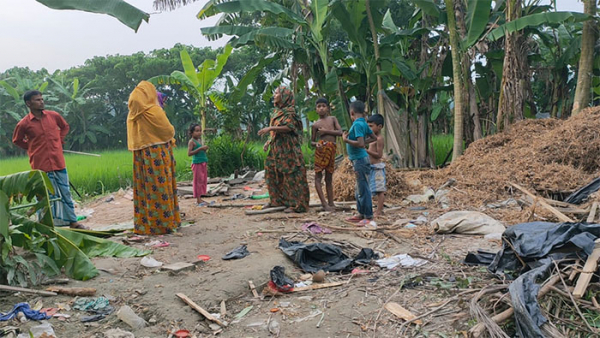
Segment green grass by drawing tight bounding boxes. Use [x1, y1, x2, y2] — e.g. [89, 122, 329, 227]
[0, 148, 192, 197]
[432, 134, 453, 166]
[0, 134, 454, 197]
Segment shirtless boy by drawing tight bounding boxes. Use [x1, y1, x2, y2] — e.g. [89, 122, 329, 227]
[311, 98, 342, 211]
[366, 114, 386, 217]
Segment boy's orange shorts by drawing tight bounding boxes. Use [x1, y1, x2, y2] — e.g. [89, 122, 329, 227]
[314, 140, 336, 174]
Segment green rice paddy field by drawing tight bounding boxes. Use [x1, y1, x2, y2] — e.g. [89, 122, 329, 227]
[0, 135, 453, 197]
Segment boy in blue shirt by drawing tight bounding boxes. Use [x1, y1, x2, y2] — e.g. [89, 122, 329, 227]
[343, 100, 376, 225]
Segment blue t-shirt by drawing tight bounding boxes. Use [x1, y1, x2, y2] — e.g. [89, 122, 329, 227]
[346, 117, 373, 160]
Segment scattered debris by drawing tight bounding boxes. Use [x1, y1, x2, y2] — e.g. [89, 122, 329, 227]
[376, 254, 427, 269]
[384, 302, 423, 325]
[19, 322, 55, 338]
[245, 206, 286, 215]
[268, 266, 294, 293]
[73, 297, 113, 315]
[278, 238, 377, 273]
[233, 306, 254, 322]
[431, 211, 506, 235]
[162, 262, 196, 273]
[116, 305, 147, 330]
[140, 256, 163, 268]
[45, 286, 96, 297]
[0, 285, 57, 297]
[248, 280, 260, 298]
[301, 222, 332, 235]
[292, 282, 344, 292]
[176, 293, 227, 327]
[103, 328, 135, 338]
[0, 303, 50, 321]
[145, 240, 170, 248]
[312, 270, 325, 283]
[222, 244, 250, 260]
[268, 318, 281, 336]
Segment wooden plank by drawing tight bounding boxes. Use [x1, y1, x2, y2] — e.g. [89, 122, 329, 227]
[248, 280, 260, 298]
[573, 239, 600, 298]
[543, 198, 580, 208]
[384, 302, 423, 325]
[0, 285, 57, 296]
[292, 282, 344, 292]
[588, 202, 599, 223]
[176, 293, 227, 327]
[510, 183, 575, 223]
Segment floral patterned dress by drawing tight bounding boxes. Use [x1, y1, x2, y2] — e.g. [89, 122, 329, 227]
[132, 141, 181, 235]
[264, 86, 310, 212]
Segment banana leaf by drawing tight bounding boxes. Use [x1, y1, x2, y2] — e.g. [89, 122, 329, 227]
[35, 0, 149, 32]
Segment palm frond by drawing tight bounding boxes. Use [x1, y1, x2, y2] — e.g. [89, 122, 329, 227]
[153, 0, 202, 11]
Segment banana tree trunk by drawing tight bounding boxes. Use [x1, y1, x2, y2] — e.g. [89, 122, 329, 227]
[445, 0, 464, 161]
[572, 0, 597, 116]
[200, 107, 206, 145]
[497, 0, 526, 131]
[366, 0, 384, 116]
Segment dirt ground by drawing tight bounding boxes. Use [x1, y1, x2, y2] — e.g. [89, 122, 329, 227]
[1, 180, 502, 338]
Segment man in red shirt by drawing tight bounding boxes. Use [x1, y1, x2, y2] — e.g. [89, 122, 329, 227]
[12, 90, 86, 229]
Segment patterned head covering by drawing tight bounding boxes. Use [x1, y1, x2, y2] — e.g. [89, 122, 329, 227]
[274, 85, 294, 109]
[269, 85, 299, 143]
[157, 92, 167, 108]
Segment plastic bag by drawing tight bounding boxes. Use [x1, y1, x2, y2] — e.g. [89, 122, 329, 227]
[269, 266, 294, 292]
[222, 244, 250, 260]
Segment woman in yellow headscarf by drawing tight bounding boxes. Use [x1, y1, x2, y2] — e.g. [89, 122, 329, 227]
[127, 81, 181, 235]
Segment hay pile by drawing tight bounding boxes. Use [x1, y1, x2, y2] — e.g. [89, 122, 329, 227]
[333, 158, 408, 201]
[420, 106, 600, 207]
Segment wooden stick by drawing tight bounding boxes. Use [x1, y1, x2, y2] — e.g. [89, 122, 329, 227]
[470, 274, 561, 337]
[245, 206, 286, 215]
[220, 300, 227, 317]
[510, 183, 574, 222]
[45, 286, 96, 296]
[0, 285, 57, 296]
[322, 224, 404, 232]
[176, 293, 227, 327]
[63, 149, 101, 157]
[292, 282, 344, 292]
[573, 239, 600, 298]
[248, 280, 260, 298]
[588, 202, 599, 223]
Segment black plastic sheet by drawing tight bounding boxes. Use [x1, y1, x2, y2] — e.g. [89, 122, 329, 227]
[563, 177, 600, 205]
[467, 222, 600, 337]
[278, 238, 377, 273]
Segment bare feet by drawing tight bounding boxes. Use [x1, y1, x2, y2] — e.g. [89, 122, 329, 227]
[69, 222, 89, 230]
[322, 205, 335, 212]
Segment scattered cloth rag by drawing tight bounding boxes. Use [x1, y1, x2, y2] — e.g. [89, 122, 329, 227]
[0, 303, 50, 321]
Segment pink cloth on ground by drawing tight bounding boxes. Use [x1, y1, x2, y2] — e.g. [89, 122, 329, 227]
[192, 162, 208, 197]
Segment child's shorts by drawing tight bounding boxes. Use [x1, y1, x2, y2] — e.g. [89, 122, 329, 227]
[369, 162, 387, 193]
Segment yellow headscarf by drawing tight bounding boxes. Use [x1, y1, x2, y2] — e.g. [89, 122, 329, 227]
[127, 81, 175, 151]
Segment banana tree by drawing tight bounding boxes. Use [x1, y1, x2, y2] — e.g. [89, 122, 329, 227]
[0, 171, 149, 284]
[149, 45, 233, 143]
[198, 0, 355, 131]
[47, 77, 110, 149]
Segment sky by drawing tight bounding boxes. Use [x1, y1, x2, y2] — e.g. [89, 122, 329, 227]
[0, 0, 226, 72]
[0, 0, 585, 73]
